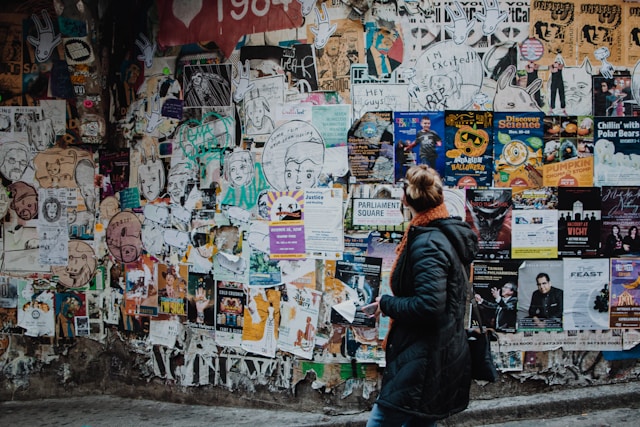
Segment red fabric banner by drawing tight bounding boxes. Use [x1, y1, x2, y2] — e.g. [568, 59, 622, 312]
[156, 0, 303, 57]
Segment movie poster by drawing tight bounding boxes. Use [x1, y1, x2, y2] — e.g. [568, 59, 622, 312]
[444, 111, 494, 187]
[493, 112, 544, 189]
[557, 187, 601, 257]
[610, 258, 640, 328]
[471, 260, 522, 333]
[599, 186, 640, 257]
[465, 188, 512, 259]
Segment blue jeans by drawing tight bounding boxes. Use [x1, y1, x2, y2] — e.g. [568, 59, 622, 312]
[366, 403, 437, 427]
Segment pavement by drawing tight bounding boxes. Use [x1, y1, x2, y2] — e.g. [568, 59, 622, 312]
[1, 382, 640, 426]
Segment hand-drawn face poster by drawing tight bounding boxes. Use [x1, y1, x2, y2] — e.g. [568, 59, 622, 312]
[610, 258, 640, 328]
[444, 111, 494, 187]
[466, 187, 513, 260]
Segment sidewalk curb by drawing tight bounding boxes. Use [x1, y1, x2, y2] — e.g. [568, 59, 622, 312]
[445, 381, 640, 426]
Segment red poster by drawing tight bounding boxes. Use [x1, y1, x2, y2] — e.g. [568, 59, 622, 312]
[156, 0, 303, 57]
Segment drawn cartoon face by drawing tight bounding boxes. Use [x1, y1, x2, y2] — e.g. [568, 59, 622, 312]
[106, 212, 142, 263]
[27, 119, 55, 152]
[167, 165, 191, 204]
[257, 191, 269, 219]
[45, 200, 59, 221]
[324, 36, 341, 57]
[285, 158, 321, 190]
[1, 148, 29, 181]
[52, 241, 97, 288]
[228, 158, 252, 187]
[9, 182, 38, 220]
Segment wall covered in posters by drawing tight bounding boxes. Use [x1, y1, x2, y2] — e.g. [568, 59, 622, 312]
[2, 0, 640, 407]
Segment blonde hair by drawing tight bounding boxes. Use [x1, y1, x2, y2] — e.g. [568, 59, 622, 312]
[404, 165, 444, 212]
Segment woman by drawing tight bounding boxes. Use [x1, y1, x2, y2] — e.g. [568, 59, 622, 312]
[604, 224, 624, 256]
[622, 226, 640, 254]
[367, 165, 478, 427]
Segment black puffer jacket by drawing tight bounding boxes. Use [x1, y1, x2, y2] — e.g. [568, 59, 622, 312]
[377, 217, 479, 420]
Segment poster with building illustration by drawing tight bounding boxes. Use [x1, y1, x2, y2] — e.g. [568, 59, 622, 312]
[557, 186, 601, 257]
[444, 111, 494, 187]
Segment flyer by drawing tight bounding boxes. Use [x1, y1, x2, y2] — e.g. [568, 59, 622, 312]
[511, 187, 558, 259]
[215, 280, 245, 347]
[493, 112, 544, 189]
[563, 258, 609, 330]
[610, 258, 640, 328]
[557, 187, 601, 257]
[443, 110, 494, 187]
[465, 188, 513, 259]
[517, 260, 564, 332]
[304, 188, 344, 260]
[267, 190, 306, 260]
[277, 284, 322, 360]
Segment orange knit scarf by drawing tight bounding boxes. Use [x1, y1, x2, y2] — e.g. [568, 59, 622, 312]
[382, 202, 450, 350]
[389, 202, 450, 280]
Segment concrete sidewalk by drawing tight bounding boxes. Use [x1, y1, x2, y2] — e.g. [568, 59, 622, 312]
[1, 382, 639, 426]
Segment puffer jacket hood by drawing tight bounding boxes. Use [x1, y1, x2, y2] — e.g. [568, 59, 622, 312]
[420, 216, 479, 265]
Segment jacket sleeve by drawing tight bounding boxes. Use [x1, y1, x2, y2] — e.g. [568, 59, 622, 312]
[379, 234, 449, 325]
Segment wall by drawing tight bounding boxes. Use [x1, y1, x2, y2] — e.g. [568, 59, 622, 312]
[2, 0, 640, 413]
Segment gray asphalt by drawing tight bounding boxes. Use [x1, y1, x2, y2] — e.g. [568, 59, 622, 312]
[1, 382, 639, 426]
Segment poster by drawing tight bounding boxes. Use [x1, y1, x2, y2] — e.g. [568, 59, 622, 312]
[465, 188, 512, 259]
[511, 187, 558, 259]
[241, 287, 281, 358]
[347, 111, 395, 184]
[471, 260, 522, 333]
[158, 263, 188, 316]
[610, 258, 640, 328]
[16, 279, 55, 337]
[215, 280, 245, 347]
[563, 258, 609, 330]
[541, 115, 594, 187]
[393, 111, 445, 181]
[594, 116, 640, 187]
[277, 284, 321, 360]
[443, 111, 494, 187]
[600, 186, 640, 257]
[557, 186, 601, 257]
[304, 188, 344, 260]
[493, 112, 544, 189]
[267, 191, 305, 260]
[329, 254, 382, 328]
[517, 260, 564, 332]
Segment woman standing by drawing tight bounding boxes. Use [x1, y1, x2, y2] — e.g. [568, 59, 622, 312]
[366, 165, 478, 427]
